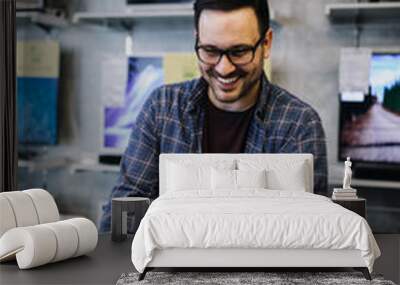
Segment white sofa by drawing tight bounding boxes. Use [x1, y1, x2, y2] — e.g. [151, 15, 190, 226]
[0, 189, 98, 269]
[131, 154, 380, 281]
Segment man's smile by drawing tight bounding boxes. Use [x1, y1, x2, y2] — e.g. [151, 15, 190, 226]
[215, 75, 240, 90]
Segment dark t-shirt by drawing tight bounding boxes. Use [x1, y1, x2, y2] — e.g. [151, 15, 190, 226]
[202, 97, 255, 153]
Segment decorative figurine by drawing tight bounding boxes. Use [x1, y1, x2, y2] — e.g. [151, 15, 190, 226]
[333, 157, 357, 199]
[342, 157, 353, 190]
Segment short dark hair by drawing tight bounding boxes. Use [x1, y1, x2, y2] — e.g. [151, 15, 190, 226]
[193, 0, 270, 36]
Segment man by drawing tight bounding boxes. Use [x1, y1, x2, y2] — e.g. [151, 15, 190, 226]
[100, 0, 327, 232]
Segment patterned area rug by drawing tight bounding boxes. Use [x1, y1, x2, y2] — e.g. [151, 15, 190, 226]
[116, 271, 396, 285]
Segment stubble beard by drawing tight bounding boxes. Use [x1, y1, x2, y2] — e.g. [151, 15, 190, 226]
[204, 63, 264, 106]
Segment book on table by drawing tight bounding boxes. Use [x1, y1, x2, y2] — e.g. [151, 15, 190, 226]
[333, 188, 357, 193]
[332, 187, 358, 200]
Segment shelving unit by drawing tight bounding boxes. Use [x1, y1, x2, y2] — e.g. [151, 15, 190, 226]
[19, 159, 120, 173]
[18, 158, 69, 172]
[68, 162, 120, 173]
[326, 2, 400, 23]
[73, 7, 277, 29]
[16, 11, 68, 29]
[330, 178, 400, 190]
[73, 8, 194, 28]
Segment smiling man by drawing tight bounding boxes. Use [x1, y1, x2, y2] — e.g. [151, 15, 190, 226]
[196, 5, 270, 113]
[100, 0, 328, 232]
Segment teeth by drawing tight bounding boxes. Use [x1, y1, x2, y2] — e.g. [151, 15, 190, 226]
[217, 77, 238, 84]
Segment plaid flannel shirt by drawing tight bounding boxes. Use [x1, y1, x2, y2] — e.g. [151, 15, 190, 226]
[100, 74, 328, 232]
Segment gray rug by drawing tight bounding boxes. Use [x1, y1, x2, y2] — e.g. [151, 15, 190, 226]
[116, 271, 396, 285]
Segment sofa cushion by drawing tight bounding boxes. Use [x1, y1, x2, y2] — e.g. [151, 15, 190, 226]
[0, 191, 39, 227]
[0, 218, 97, 269]
[0, 189, 60, 238]
[0, 196, 17, 237]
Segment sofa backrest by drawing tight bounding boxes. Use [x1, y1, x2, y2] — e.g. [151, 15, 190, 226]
[0, 189, 59, 238]
[159, 153, 314, 195]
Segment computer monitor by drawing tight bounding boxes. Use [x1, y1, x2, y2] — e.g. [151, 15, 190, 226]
[339, 52, 400, 165]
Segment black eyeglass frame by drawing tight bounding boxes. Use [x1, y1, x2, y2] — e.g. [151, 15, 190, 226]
[195, 35, 266, 66]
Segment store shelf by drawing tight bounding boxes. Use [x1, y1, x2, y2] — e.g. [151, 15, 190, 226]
[69, 162, 120, 173]
[73, 7, 277, 28]
[73, 8, 194, 27]
[19, 157, 120, 173]
[18, 158, 69, 172]
[330, 178, 400, 190]
[326, 2, 400, 23]
[16, 11, 68, 29]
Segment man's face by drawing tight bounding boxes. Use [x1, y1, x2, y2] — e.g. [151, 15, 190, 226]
[197, 7, 272, 110]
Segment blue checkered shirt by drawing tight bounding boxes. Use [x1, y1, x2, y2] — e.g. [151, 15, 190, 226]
[100, 74, 328, 232]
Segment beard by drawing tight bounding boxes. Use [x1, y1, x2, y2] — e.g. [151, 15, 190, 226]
[203, 63, 263, 105]
[208, 68, 246, 103]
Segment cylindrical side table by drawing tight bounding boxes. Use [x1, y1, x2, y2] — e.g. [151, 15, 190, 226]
[111, 197, 150, 242]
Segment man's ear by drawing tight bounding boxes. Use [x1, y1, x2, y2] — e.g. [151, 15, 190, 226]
[263, 28, 273, 59]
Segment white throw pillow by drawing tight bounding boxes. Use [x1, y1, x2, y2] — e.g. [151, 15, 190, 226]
[167, 162, 210, 191]
[238, 159, 308, 192]
[267, 164, 307, 191]
[211, 168, 236, 190]
[166, 160, 235, 192]
[236, 169, 267, 189]
[211, 169, 267, 190]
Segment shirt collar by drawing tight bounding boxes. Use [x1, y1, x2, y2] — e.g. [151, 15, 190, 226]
[186, 73, 271, 120]
[186, 77, 208, 113]
[254, 73, 272, 122]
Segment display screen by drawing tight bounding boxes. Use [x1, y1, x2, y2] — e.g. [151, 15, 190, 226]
[103, 56, 163, 153]
[339, 53, 400, 164]
[17, 40, 60, 145]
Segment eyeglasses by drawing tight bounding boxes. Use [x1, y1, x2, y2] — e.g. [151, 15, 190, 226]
[195, 36, 265, 66]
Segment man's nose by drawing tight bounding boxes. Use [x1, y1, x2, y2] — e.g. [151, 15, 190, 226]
[214, 54, 236, 76]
